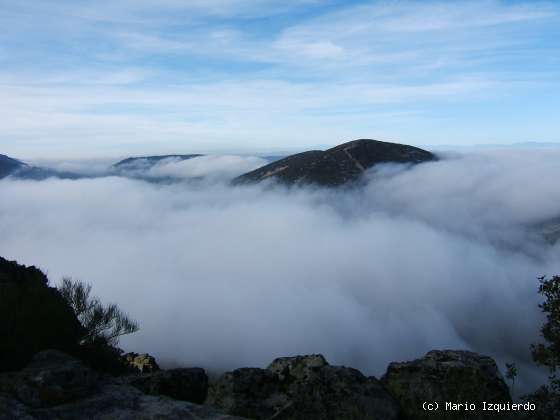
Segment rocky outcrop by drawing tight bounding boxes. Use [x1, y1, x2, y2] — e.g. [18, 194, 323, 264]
[382, 350, 512, 419]
[0, 351, 242, 420]
[0, 347, 520, 420]
[207, 354, 401, 420]
[0, 257, 84, 372]
[123, 352, 160, 373]
[233, 139, 436, 187]
[208, 368, 281, 419]
[0, 350, 99, 408]
[124, 368, 209, 404]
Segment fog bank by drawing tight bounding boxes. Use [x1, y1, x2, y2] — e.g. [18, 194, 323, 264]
[1, 149, 559, 394]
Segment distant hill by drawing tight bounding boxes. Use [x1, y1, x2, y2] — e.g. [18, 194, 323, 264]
[0, 154, 26, 178]
[0, 154, 82, 180]
[233, 139, 436, 187]
[113, 154, 204, 170]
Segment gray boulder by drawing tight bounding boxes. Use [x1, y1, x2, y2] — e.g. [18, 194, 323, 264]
[268, 354, 328, 380]
[124, 368, 208, 404]
[209, 368, 285, 419]
[0, 385, 244, 420]
[382, 350, 512, 420]
[0, 351, 243, 420]
[208, 354, 401, 420]
[31, 384, 243, 420]
[0, 350, 99, 408]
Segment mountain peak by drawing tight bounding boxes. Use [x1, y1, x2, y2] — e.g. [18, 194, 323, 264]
[233, 139, 436, 187]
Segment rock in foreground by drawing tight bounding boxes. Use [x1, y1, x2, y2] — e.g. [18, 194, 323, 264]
[207, 354, 401, 420]
[124, 367, 209, 404]
[233, 139, 436, 187]
[0, 351, 242, 420]
[382, 350, 512, 419]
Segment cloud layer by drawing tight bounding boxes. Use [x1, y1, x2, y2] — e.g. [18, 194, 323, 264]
[117, 155, 269, 181]
[1, 149, 559, 394]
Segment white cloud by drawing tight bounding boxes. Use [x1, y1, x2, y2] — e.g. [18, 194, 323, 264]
[146, 155, 267, 180]
[6, 0, 324, 26]
[27, 158, 116, 176]
[0, 76, 503, 157]
[0, 0, 558, 155]
[113, 154, 269, 181]
[0, 150, 559, 393]
[271, 0, 556, 67]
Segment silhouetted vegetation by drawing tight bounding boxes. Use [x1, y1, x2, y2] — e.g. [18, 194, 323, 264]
[0, 257, 84, 372]
[532, 276, 560, 391]
[0, 257, 140, 374]
[522, 275, 560, 419]
[59, 277, 139, 346]
[505, 362, 517, 396]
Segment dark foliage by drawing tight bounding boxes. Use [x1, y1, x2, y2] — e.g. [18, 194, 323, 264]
[521, 276, 560, 419]
[75, 337, 130, 375]
[0, 257, 140, 375]
[0, 257, 84, 372]
[532, 276, 560, 391]
[59, 277, 139, 346]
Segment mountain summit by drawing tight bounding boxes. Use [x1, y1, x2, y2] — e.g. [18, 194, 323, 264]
[233, 139, 436, 187]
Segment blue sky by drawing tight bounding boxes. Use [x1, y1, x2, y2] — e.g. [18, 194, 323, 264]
[1, 0, 559, 157]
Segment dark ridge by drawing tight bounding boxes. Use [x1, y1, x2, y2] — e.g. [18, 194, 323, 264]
[14, 167, 83, 180]
[1, 154, 83, 180]
[0, 154, 26, 179]
[233, 139, 436, 187]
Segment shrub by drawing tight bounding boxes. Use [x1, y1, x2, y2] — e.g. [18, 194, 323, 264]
[59, 278, 139, 346]
[531, 275, 560, 391]
[523, 276, 560, 419]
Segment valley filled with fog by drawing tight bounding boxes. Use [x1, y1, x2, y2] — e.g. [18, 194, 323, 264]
[1, 149, 559, 393]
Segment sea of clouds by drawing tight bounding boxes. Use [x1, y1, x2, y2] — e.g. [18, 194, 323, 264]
[116, 155, 269, 182]
[2, 150, 560, 394]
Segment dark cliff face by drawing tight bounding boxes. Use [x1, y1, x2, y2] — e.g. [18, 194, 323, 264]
[233, 139, 436, 187]
[0, 154, 26, 179]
